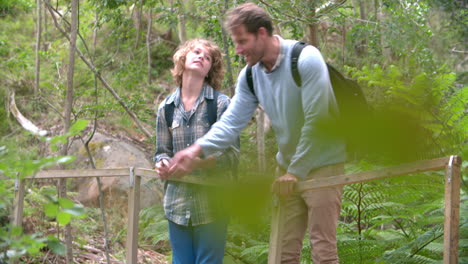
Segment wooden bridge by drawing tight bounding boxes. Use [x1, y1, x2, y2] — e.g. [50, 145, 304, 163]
[11, 155, 462, 264]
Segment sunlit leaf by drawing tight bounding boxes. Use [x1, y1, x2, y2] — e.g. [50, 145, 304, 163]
[63, 205, 85, 218]
[69, 119, 89, 133]
[47, 236, 66, 256]
[56, 156, 75, 164]
[10, 226, 23, 237]
[44, 203, 59, 218]
[56, 212, 71, 225]
[58, 198, 74, 208]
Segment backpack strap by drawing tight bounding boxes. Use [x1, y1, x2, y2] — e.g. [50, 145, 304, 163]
[246, 66, 255, 96]
[206, 89, 219, 126]
[164, 90, 219, 128]
[291, 41, 308, 87]
[164, 101, 175, 127]
[245, 41, 307, 94]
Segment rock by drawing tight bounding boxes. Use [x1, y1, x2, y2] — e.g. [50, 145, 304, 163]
[69, 132, 163, 211]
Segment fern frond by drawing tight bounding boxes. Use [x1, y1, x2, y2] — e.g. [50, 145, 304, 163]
[379, 224, 444, 263]
[240, 243, 269, 264]
[338, 238, 388, 263]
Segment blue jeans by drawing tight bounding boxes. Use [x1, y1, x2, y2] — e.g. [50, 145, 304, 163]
[168, 219, 228, 264]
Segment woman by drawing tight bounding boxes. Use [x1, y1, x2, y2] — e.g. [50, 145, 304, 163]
[154, 38, 238, 264]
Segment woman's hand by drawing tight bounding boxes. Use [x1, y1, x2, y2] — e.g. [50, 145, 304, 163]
[155, 159, 170, 180]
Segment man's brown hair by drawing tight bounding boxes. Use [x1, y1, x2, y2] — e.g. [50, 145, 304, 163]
[224, 3, 273, 36]
[171, 38, 225, 90]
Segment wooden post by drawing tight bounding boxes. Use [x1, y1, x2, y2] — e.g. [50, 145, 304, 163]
[126, 167, 141, 264]
[12, 177, 25, 228]
[268, 196, 285, 264]
[10, 176, 25, 264]
[443, 155, 461, 264]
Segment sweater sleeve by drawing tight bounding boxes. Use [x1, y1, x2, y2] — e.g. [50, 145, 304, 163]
[208, 94, 240, 172]
[196, 67, 258, 156]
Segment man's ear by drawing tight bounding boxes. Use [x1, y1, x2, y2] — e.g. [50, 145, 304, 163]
[257, 27, 269, 38]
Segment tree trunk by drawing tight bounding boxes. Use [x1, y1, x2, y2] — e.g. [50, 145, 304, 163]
[359, 0, 367, 20]
[342, 20, 346, 66]
[374, 0, 378, 21]
[34, 0, 42, 96]
[308, 9, 319, 48]
[134, 0, 143, 49]
[219, 0, 234, 95]
[357, 0, 367, 56]
[46, 3, 154, 139]
[88, 9, 112, 264]
[43, 0, 47, 44]
[146, 9, 153, 85]
[375, 0, 390, 61]
[60, 0, 79, 261]
[93, 10, 98, 57]
[177, 0, 187, 43]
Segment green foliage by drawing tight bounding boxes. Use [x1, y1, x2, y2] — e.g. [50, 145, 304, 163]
[0, 226, 47, 262]
[0, 85, 9, 136]
[0, 15, 36, 95]
[0, 0, 32, 17]
[0, 120, 88, 262]
[43, 196, 86, 225]
[380, 225, 445, 263]
[337, 160, 465, 263]
[1, 0, 466, 263]
[46, 119, 90, 152]
[225, 221, 271, 264]
[347, 64, 467, 159]
[139, 205, 170, 250]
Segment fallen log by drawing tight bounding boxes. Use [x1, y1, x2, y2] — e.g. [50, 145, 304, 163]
[9, 92, 48, 136]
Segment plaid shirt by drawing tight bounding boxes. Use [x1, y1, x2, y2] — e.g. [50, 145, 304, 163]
[154, 83, 239, 226]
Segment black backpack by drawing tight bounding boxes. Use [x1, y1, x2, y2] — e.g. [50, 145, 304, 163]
[246, 41, 370, 157]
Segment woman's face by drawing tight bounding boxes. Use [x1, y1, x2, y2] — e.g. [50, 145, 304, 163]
[184, 44, 213, 78]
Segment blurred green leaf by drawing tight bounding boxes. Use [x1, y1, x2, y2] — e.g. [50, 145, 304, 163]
[47, 236, 66, 256]
[56, 211, 71, 225]
[58, 198, 75, 209]
[63, 205, 86, 218]
[44, 203, 59, 218]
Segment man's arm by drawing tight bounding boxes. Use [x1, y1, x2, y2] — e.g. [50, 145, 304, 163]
[169, 68, 258, 177]
[168, 143, 203, 178]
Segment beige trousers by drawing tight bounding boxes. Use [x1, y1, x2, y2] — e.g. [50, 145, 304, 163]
[274, 163, 344, 264]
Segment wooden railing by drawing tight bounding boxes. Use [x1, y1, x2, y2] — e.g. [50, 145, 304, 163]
[11, 155, 461, 264]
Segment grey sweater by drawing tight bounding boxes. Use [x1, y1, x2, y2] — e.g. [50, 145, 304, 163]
[197, 36, 346, 179]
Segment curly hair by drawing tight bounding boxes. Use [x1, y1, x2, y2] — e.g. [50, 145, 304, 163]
[171, 38, 225, 90]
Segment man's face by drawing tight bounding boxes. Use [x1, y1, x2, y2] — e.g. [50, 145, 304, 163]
[230, 25, 264, 66]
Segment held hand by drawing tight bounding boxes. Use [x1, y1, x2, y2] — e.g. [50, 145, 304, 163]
[168, 144, 202, 178]
[272, 173, 299, 196]
[155, 159, 170, 180]
[193, 155, 216, 169]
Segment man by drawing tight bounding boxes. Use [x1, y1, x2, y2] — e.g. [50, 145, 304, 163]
[169, 3, 346, 264]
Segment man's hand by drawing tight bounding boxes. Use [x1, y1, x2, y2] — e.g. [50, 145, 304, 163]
[168, 144, 203, 178]
[272, 173, 299, 196]
[155, 159, 170, 180]
[193, 155, 216, 169]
